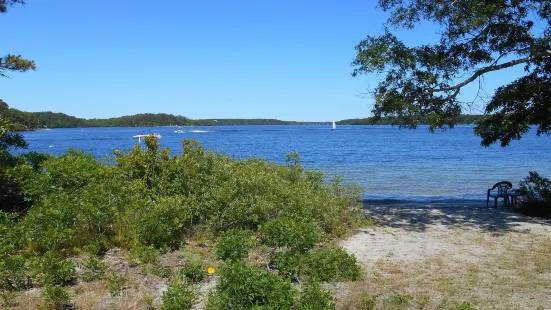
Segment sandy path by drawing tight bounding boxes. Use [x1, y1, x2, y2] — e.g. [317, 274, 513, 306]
[343, 204, 551, 264]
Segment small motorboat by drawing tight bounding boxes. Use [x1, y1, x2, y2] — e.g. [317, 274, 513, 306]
[174, 129, 185, 133]
[133, 133, 162, 141]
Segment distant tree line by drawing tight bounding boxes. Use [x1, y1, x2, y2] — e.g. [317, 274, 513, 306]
[0, 100, 195, 129]
[2, 99, 487, 130]
[194, 119, 326, 126]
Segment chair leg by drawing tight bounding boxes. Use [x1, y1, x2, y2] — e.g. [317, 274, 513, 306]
[486, 196, 490, 208]
[494, 197, 497, 208]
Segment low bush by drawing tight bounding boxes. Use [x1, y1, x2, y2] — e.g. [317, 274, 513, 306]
[358, 293, 377, 310]
[0, 291, 17, 308]
[150, 266, 173, 279]
[455, 301, 479, 310]
[31, 253, 76, 286]
[296, 281, 335, 310]
[303, 247, 362, 282]
[260, 217, 319, 253]
[382, 292, 413, 310]
[135, 197, 192, 250]
[215, 229, 254, 262]
[107, 272, 127, 296]
[207, 262, 295, 309]
[80, 256, 107, 282]
[161, 282, 197, 310]
[517, 171, 551, 218]
[42, 285, 72, 310]
[0, 255, 29, 292]
[0, 211, 20, 259]
[129, 245, 160, 265]
[272, 251, 304, 279]
[181, 258, 206, 283]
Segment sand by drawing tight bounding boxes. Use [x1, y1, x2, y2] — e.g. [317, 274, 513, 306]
[340, 204, 551, 309]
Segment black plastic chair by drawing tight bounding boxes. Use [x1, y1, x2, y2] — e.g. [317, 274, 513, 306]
[487, 181, 513, 208]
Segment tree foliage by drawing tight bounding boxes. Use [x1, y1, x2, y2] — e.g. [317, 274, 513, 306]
[1, 0, 36, 78]
[338, 114, 487, 125]
[0, 0, 24, 13]
[352, 0, 551, 146]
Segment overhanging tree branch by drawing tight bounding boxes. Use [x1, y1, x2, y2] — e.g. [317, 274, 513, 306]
[429, 50, 551, 93]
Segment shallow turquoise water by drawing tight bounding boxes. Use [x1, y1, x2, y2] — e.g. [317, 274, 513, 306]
[19, 125, 551, 203]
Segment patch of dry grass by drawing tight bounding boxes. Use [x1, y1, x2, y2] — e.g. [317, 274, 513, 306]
[14, 290, 42, 310]
[337, 234, 551, 309]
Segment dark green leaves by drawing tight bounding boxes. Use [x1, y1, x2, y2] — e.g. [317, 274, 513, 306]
[0, 0, 25, 13]
[353, 0, 551, 146]
[0, 55, 36, 78]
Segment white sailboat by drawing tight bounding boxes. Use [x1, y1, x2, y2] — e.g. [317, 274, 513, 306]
[332, 121, 336, 131]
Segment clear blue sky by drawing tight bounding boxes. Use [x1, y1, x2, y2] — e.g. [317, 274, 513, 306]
[0, 0, 523, 121]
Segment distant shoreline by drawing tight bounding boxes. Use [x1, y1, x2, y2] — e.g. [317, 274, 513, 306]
[3, 104, 486, 130]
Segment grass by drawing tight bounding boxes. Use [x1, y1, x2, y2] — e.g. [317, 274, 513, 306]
[336, 233, 551, 310]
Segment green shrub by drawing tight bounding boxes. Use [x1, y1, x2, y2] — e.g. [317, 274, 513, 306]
[382, 292, 413, 310]
[129, 245, 160, 265]
[161, 282, 197, 310]
[0, 291, 17, 308]
[42, 285, 72, 309]
[304, 248, 361, 281]
[455, 301, 479, 310]
[0, 255, 29, 292]
[107, 272, 127, 296]
[272, 251, 304, 279]
[518, 171, 551, 218]
[142, 294, 155, 309]
[260, 218, 319, 253]
[297, 281, 335, 310]
[5, 139, 366, 280]
[215, 229, 254, 262]
[207, 262, 294, 309]
[0, 211, 20, 259]
[82, 241, 109, 256]
[81, 256, 107, 282]
[358, 293, 377, 310]
[181, 258, 206, 283]
[32, 253, 76, 286]
[19, 198, 77, 252]
[150, 266, 173, 279]
[135, 197, 192, 250]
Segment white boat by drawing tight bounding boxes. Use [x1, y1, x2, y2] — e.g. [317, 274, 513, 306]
[332, 121, 336, 131]
[174, 129, 185, 133]
[133, 133, 162, 141]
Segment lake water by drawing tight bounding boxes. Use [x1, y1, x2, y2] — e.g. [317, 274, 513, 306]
[19, 125, 551, 204]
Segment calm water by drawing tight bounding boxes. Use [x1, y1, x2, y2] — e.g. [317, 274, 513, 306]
[19, 125, 551, 204]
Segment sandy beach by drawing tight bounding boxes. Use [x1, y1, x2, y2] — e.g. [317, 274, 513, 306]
[340, 204, 551, 309]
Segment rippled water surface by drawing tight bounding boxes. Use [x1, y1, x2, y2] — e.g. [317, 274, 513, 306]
[20, 125, 551, 203]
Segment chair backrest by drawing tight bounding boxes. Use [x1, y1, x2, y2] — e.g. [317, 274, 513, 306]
[491, 181, 513, 195]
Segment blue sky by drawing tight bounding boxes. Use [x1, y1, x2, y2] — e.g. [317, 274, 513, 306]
[0, 0, 524, 121]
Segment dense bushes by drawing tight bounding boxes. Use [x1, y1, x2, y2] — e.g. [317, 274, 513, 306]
[215, 229, 255, 262]
[0, 137, 366, 308]
[517, 171, 551, 218]
[207, 262, 295, 309]
[207, 262, 338, 309]
[260, 218, 319, 253]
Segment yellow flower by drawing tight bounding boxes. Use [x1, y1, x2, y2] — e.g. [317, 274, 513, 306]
[207, 266, 215, 274]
